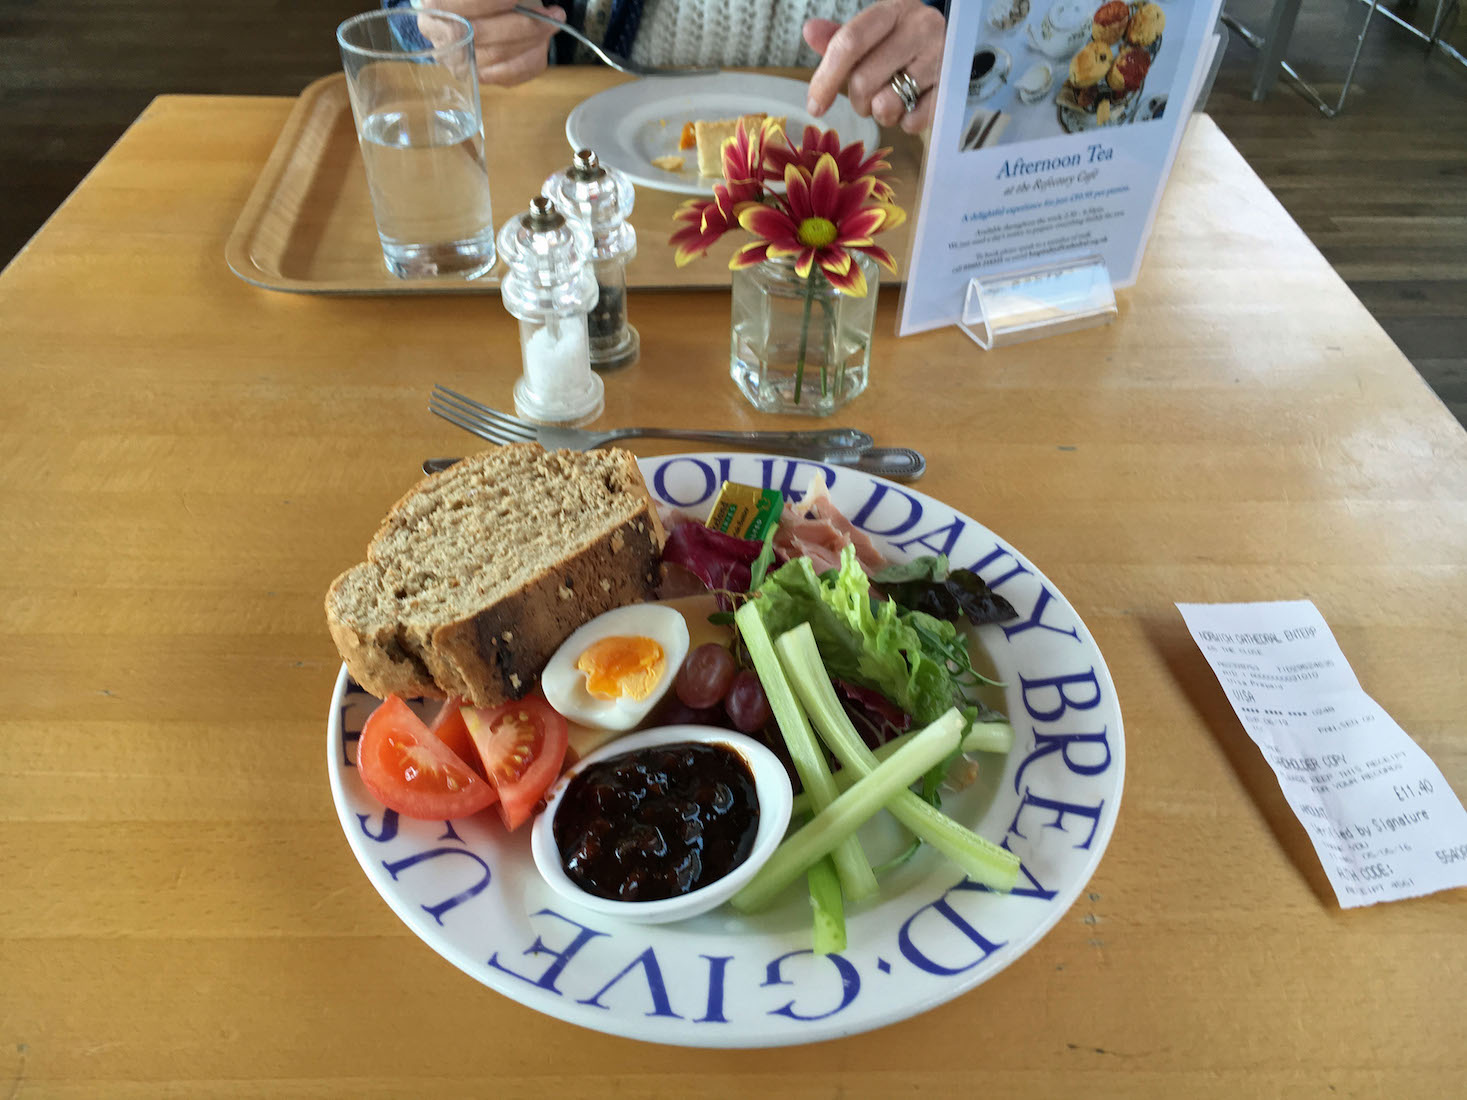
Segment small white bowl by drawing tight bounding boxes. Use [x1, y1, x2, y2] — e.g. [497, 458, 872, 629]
[530, 725, 793, 925]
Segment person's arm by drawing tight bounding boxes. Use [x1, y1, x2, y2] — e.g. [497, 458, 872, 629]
[804, 0, 946, 133]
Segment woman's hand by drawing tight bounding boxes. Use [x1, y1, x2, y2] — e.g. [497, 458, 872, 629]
[419, 0, 564, 86]
[804, 0, 945, 133]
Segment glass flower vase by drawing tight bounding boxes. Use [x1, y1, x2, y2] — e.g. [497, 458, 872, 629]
[729, 253, 878, 416]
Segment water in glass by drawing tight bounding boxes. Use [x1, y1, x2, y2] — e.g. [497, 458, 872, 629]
[358, 102, 496, 279]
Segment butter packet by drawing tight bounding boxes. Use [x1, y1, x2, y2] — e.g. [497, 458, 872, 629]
[705, 481, 783, 541]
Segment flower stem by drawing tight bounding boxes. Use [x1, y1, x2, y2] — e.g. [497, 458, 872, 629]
[793, 267, 816, 404]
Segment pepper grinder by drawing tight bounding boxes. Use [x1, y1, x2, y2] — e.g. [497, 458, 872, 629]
[496, 195, 603, 425]
[542, 149, 639, 371]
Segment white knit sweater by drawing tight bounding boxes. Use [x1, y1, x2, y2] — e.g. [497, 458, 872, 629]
[579, 0, 872, 68]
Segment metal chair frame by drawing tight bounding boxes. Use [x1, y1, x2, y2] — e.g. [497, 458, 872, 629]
[1223, 0, 1465, 117]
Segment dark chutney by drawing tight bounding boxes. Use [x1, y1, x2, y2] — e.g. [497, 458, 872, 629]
[553, 741, 760, 902]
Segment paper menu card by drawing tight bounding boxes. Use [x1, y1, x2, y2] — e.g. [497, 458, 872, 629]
[898, 0, 1225, 334]
[1176, 601, 1467, 908]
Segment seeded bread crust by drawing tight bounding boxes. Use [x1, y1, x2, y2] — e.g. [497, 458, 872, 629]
[434, 513, 663, 702]
[325, 445, 665, 707]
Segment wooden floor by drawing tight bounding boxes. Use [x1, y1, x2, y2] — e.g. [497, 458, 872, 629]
[2, 0, 1464, 425]
[1211, 0, 1467, 426]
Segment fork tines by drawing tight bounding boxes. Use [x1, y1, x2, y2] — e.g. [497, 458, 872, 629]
[429, 385, 537, 446]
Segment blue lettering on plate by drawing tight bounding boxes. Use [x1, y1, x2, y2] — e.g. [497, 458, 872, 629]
[1002, 844, 1061, 901]
[340, 679, 375, 767]
[1013, 726, 1114, 793]
[578, 946, 683, 1018]
[892, 516, 966, 559]
[965, 543, 1034, 590]
[757, 457, 837, 501]
[487, 908, 608, 994]
[651, 457, 724, 508]
[438, 820, 464, 844]
[1020, 669, 1103, 723]
[850, 482, 923, 537]
[696, 954, 734, 1023]
[382, 847, 492, 925]
[1002, 585, 1080, 642]
[356, 809, 399, 843]
[898, 881, 1008, 975]
[1008, 788, 1105, 850]
[762, 950, 860, 1021]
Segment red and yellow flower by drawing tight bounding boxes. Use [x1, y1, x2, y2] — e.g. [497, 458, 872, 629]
[669, 178, 756, 267]
[763, 124, 898, 203]
[730, 154, 904, 297]
[667, 121, 904, 295]
[668, 117, 777, 267]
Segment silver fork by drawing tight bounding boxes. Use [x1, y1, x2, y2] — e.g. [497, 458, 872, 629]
[425, 448, 927, 481]
[423, 448, 927, 481]
[512, 5, 719, 77]
[430, 385, 873, 454]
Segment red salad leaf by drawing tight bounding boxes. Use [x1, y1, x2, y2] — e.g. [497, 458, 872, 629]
[834, 679, 913, 750]
[662, 521, 764, 596]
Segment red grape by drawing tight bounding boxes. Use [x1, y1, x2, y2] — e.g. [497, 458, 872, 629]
[675, 643, 738, 709]
[654, 697, 730, 730]
[725, 670, 773, 733]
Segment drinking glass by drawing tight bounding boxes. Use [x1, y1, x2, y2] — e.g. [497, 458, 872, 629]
[337, 10, 496, 280]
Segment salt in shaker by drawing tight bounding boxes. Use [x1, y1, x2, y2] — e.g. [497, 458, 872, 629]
[496, 195, 603, 425]
[542, 149, 639, 371]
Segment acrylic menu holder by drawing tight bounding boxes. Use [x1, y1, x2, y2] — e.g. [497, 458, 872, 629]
[956, 254, 1118, 350]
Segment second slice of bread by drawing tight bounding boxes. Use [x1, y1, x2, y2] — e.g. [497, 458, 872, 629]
[326, 445, 666, 707]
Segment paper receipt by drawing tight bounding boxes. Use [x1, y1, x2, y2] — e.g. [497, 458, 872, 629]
[1176, 600, 1467, 907]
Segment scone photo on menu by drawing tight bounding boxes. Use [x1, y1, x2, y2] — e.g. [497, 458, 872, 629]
[325, 445, 667, 707]
[1056, 1, 1165, 129]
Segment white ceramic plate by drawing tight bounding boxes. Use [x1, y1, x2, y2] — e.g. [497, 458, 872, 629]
[563, 73, 881, 196]
[327, 453, 1125, 1047]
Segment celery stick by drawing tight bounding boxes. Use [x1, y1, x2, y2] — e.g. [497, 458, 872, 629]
[775, 623, 1020, 893]
[807, 857, 846, 955]
[730, 709, 963, 913]
[963, 720, 1015, 755]
[789, 735, 901, 817]
[735, 602, 879, 902]
[789, 717, 1015, 816]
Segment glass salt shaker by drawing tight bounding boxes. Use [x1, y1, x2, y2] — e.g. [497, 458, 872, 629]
[496, 195, 603, 425]
[542, 149, 639, 371]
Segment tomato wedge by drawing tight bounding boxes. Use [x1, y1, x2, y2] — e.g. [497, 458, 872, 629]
[462, 695, 569, 831]
[427, 696, 484, 780]
[357, 696, 498, 820]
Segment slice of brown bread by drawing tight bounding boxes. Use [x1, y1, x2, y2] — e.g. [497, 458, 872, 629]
[326, 444, 666, 707]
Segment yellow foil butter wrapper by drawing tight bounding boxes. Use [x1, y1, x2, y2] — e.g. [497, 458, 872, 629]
[705, 482, 783, 541]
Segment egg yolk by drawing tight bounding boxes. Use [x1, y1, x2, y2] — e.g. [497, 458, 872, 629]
[575, 635, 665, 700]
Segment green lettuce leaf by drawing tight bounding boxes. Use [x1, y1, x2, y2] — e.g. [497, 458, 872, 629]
[753, 546, 973, 729]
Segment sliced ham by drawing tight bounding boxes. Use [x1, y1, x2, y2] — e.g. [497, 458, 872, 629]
[772, 474, 887, 577]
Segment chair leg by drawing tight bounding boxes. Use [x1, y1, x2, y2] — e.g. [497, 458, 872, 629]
[1428, 0, 1458, 49]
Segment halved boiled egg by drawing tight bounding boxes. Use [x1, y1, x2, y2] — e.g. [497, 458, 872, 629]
[541, 604, 691, 731]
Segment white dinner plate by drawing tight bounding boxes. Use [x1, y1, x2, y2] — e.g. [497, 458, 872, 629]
[327, 452, 1125, 1047]
[564, 73, 882, 196]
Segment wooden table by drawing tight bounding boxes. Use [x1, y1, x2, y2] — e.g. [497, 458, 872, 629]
[2, 90, 1464, 1097]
